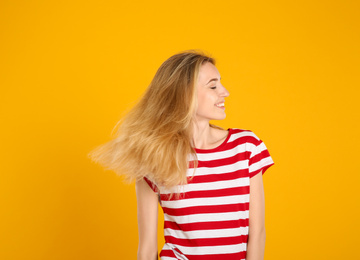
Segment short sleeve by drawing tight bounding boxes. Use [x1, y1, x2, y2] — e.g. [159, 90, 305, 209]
[143, 176, 159, 193]
[248, 134, 275, 178]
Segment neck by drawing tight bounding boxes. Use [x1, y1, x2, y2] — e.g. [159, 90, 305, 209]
[192, 120, 213, 149]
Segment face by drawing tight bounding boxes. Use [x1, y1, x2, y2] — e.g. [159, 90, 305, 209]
[195, 62, 230, 123]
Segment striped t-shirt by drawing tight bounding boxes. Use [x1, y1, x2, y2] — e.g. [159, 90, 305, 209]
[144, 128, 275, 260]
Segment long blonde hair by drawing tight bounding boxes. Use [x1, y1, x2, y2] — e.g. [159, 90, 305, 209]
[88, 50, 215, 190]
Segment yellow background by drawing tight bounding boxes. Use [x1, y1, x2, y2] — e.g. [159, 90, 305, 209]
[1, 0, 359, 259]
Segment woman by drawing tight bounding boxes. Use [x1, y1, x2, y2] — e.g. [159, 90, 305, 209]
[88, 50, 274, 260]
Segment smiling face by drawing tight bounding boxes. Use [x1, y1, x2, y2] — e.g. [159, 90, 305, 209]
[195, 62, 230, 123]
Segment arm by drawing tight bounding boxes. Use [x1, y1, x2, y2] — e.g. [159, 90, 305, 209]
[246, 170, 266, 260]
[135, 178, 159, 260]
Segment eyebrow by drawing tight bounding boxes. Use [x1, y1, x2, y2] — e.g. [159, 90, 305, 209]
[206, 77, 221, 85]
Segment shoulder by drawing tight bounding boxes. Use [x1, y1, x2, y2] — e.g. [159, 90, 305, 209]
[228, 128, 262, 145]
[211, 127, 229, 139]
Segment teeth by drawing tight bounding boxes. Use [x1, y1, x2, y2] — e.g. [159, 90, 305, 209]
[216, 103, 224, 107]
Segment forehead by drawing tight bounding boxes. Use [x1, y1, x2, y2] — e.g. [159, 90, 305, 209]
[197, 62, 220, 85]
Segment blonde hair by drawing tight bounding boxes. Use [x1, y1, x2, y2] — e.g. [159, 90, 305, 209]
[88, 50, 215, 190]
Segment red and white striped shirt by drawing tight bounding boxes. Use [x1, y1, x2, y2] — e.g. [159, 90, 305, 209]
[144, 128, 275, 260]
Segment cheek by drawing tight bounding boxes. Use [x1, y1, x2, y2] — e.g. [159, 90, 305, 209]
[198, 91, 214, 102]
[196, 88, 217, 109]
[196, 92, 206, 107]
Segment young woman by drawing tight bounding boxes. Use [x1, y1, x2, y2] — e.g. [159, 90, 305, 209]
[89, 50, 275, 260]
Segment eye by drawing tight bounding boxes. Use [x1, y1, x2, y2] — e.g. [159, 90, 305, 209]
[210, 86, 217, 89]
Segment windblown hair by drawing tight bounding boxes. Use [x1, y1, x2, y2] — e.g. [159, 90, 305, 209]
[88, 50, 215, 190]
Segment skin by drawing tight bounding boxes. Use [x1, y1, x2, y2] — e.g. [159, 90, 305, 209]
[136, 178, 159, 260]
[247, 170, 266, 260]
[136, 62, 266, 260]
[193, 62, 230, 149]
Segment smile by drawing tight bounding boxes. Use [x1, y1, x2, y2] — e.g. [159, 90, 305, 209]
[215, 102, 225, 109]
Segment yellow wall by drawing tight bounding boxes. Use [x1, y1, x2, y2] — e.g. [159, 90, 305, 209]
[1, 0, 359, 259]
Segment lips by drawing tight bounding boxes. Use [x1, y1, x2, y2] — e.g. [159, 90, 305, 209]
[215, 102, 225, 108]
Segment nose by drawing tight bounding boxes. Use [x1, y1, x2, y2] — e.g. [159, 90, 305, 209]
[220, 85, 230, 97]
